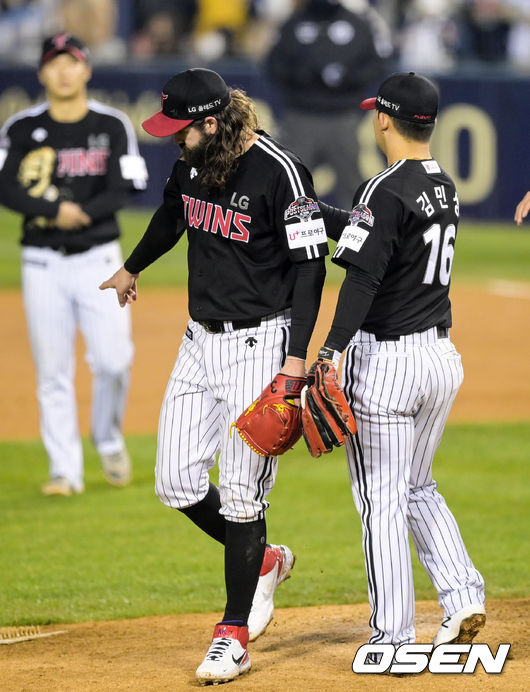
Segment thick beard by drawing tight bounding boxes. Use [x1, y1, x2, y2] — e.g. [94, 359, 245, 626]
[181, 133, 212, 169]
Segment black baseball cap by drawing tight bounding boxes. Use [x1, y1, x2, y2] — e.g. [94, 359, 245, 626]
[360, 72, 438, 124]
[40, 33, 89, 68]
[142, 68, 231, 137]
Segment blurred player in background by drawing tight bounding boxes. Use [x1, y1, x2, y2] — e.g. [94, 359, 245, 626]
[0, 33, 148, 495]
[265, 0, 390, 207]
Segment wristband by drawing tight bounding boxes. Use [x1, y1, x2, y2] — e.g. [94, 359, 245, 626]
[318, 345, 341, 367]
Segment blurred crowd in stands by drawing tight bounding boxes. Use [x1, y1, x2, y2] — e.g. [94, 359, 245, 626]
[0, 0, 529, 73]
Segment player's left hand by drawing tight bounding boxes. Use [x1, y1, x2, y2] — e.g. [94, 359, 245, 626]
[99, 266, 139, 307]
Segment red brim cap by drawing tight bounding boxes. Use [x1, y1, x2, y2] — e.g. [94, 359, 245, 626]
[142, 110, 194, 137]
[360, 97, 377, 111]
[40, 46, 87, 67]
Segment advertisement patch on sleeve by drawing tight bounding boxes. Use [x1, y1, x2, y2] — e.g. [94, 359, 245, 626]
[336, 225, 370, 253]
[286, 218, 327, 249]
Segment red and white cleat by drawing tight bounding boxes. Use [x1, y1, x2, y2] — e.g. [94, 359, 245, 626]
[248, 544, 295, 641]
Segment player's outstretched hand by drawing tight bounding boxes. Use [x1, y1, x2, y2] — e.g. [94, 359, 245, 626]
[99, 266, 139, 307]
[514, 191, 530, 226]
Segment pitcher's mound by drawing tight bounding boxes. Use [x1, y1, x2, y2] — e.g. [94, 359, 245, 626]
[1, 599, 528, 691]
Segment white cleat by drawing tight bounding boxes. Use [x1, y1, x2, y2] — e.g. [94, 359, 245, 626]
[196, 623, 251, 685]
[433, 603, 486, 646]
[41, 477, 84, 496]
[101, 448, 132, 487]
[248, 544, 295, 642]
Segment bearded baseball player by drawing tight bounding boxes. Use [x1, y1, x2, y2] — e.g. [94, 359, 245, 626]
[0, 34, 148, 495]
[308, 72, 486, 659]
[100, 67, 347, 685]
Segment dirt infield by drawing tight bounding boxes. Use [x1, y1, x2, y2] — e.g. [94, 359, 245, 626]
[2, 599, 528, 690]
[1, 283, 529, 439]
[1, 284, 528, 690]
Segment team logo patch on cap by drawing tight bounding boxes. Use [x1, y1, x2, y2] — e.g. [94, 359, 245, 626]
[348, 203, 374, 227]
[284, 195, 320, 221]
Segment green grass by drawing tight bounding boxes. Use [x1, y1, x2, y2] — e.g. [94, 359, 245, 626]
[0, 208, 528, 289]
[1, 423, 528, 625]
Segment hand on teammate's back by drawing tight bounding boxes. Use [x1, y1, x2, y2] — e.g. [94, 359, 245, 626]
[55, 201, 91, 230]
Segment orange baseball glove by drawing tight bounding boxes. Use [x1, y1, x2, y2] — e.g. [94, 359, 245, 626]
[234, 374, 306, 457]
[301, 349, 357, 458]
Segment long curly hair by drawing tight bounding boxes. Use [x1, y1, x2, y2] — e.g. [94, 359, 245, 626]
[196, 89, 258, 192]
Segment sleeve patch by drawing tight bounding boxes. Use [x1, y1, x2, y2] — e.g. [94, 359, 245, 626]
[284, 195, 320, 221]
[348, 203, 374, 227]
[119, 154, 148, 184]
[335, 225, 370, 254]
[286, 218, 327, 249]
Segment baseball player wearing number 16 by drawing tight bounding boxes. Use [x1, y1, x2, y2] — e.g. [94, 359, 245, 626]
[307, 73, 486, 659]
[100, 68, 347, 685]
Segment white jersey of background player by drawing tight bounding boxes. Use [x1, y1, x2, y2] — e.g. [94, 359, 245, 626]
[0, 34, 147, 495]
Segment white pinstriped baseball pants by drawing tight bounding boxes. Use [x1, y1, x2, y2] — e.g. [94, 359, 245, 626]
[343, 327, 485, 644]
[155, 312, 291, 522]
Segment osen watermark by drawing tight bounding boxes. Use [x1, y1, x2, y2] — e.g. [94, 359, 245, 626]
[352, 643, 511, 675]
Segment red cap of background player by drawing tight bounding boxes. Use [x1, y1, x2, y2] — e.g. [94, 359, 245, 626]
[142, 68, 232, 138]
[40, 33, 89, 68]
[360, 72, 438, 124]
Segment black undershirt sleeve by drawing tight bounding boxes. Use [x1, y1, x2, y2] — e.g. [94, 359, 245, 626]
[324, 264, 381, 353]
[287, 257, 326, 360]
[124, 205, 186, 274]
[0, 177, 61, 218]
[319, 201, 350, 241]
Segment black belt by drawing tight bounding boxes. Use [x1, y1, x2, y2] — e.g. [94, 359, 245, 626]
[51, 245, 90, 256]
[199, 317, 262, 334]
[374, 326, 448, 341]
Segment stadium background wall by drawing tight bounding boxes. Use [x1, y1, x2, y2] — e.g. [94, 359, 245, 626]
[0, 63, 527, 219]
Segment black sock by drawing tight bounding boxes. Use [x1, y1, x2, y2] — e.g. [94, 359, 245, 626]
[223, 518, 267, 624]
[178, 482, 226, 544]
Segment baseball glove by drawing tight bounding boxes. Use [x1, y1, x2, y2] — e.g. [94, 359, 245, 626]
[301, 348, 357, 458]
[234, 373, 306, 457]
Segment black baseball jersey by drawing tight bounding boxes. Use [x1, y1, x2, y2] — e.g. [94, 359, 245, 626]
[0, 100, 147, 252]
[136, 131, 329, 323]
[333, 159, 459, 336]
